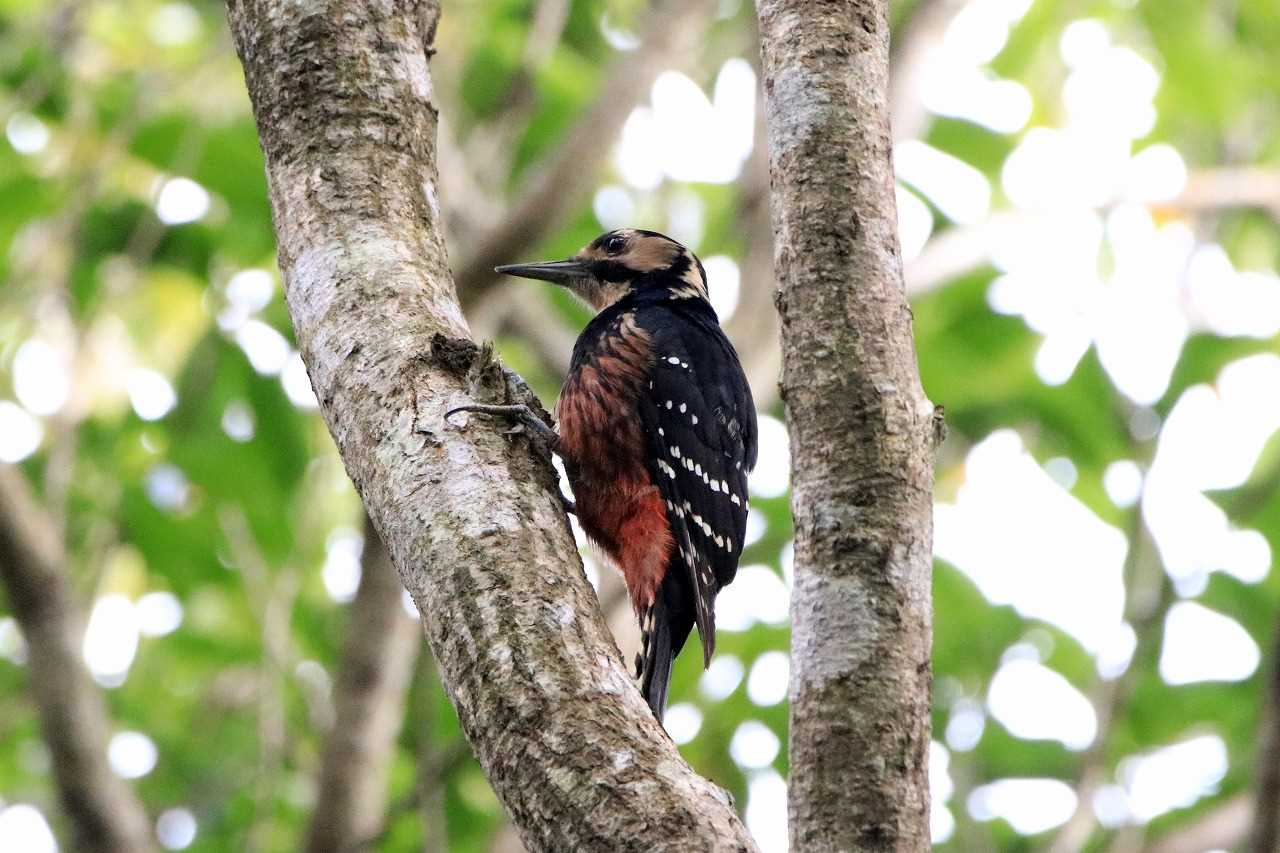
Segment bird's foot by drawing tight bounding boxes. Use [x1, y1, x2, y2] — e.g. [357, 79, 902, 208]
[444, 403, 556, 445]
[445, 404, 576, 514]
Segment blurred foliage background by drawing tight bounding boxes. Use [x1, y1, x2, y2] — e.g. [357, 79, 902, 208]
[1, 0, 1279, 851]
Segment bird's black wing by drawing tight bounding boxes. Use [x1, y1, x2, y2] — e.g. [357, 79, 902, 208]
[636, 305, 756, 670]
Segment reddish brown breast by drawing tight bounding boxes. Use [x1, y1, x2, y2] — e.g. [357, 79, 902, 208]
[556, 312, 672, 612]
[556, 313, 651, 469]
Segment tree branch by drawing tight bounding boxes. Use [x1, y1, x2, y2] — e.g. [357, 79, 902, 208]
[1168, 166, 1280, 217]
[453, 0, 717, 311]
[1144, 794, 1251, 853]
[888, 0, 959, 144]
[0, 465, 156, 853]
[758, 1, 936, 849]
[225, 2, 757, 850]
[1249, 622, 1280, 853]
[1046, 518, 1172, 853]
[903, 168, 1280, 299]
[304, 516, 421, 853]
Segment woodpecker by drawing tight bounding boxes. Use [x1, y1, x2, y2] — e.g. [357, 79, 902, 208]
[449, 229, 757, 722]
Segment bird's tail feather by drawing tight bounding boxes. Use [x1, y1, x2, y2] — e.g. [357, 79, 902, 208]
[639, 599, 675, 722]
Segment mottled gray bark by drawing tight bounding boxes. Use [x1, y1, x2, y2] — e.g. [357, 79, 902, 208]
[758, 1, 937, 850]
[0, 466, 156, 853]
[225, 2, 757, 850]
[304, 517, 420, 853]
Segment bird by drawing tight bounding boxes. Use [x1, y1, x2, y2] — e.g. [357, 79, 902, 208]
[448, 228, 758, 723]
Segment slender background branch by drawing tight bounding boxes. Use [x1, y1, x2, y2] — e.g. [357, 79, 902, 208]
[1145, 795, 1252, 853]
[0, 466, 156, 853]
[453, 0, 718, 311]
[1249, 623, 1280, 853]
[304, 515, 421, 853]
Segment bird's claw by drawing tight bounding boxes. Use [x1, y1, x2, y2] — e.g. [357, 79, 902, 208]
[444, 403, 559, 453]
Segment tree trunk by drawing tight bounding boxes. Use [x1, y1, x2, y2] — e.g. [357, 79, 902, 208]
[225, 2, 758, 850]
[757, 2, 938, 850]
[0, 466, 157, 853]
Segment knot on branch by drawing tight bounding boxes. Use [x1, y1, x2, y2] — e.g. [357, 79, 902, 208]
[430, 333, 553, 427]
[429, 333, 481, 378]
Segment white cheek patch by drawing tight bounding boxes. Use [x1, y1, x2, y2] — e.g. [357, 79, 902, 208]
[575, 280, 632, 312]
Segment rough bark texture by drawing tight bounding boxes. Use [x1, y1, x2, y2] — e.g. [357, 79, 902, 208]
[0, 466, 156, 853]
[303, 516, 420, 853]
[225, 3, 757, 851]
[757, 2, 937, 850]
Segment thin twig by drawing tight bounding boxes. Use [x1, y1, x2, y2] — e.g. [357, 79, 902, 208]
[1144, 795, 1252, 853]
[905, 169, 1280, 299]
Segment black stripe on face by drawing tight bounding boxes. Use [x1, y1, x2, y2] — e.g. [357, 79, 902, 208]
[589, 259, 641, 282]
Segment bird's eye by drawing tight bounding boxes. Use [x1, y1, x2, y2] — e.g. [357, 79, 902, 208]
[605, 235, 626, 254]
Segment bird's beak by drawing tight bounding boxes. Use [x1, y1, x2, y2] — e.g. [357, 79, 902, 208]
[494, 258, 588, 286]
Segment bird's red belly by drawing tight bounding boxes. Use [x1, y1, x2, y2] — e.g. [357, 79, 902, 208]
[557, 362, 671, 613]
[573, 473, 672, 614]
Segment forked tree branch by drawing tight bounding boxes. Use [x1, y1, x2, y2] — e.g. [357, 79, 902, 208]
[303, 516, 421, 853]
[0, 465, 156, 853]
[225, 2, 757, 850]
[758, 0, 937, 848]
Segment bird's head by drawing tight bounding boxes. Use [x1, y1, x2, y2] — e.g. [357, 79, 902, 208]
[494, 229, 708, 312]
